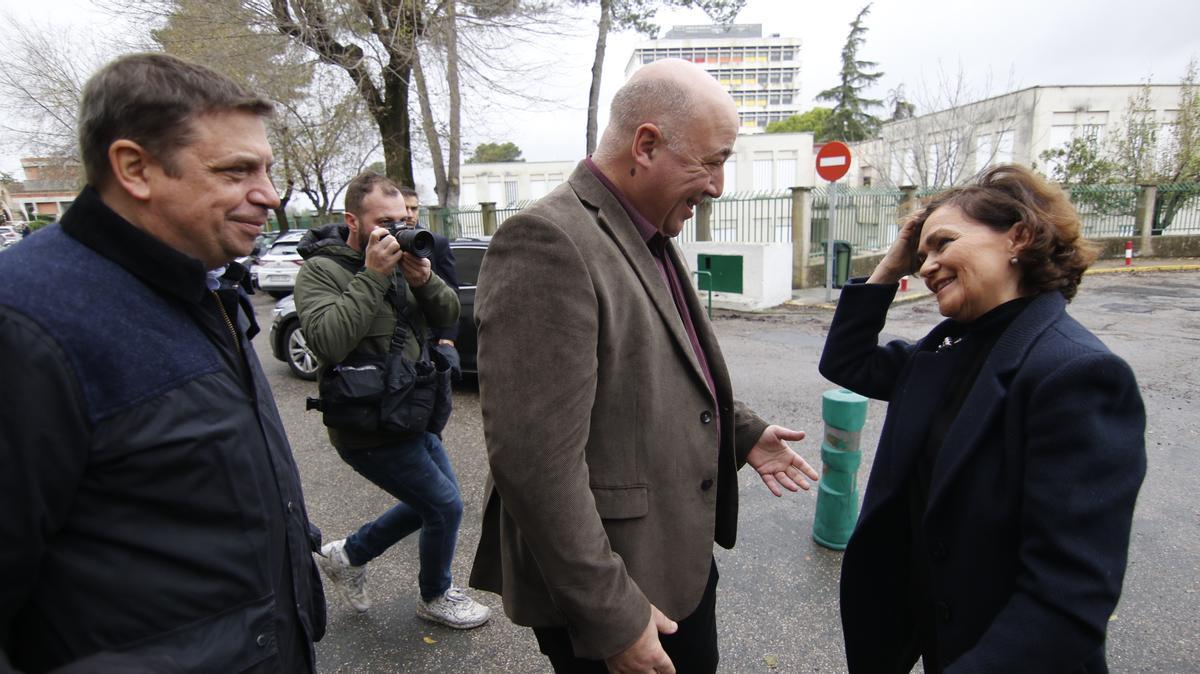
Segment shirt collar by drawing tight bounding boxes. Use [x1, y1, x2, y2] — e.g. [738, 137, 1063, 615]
[584, 157, 659, 246]
[206, 266, 227, 291]
[60, 186, 212, 304]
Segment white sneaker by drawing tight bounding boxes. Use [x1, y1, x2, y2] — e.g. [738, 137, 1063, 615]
[416, 588, 491, 629]
[314, 539, 370, 613]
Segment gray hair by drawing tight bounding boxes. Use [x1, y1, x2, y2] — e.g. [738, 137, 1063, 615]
[78, 52, 274, 189]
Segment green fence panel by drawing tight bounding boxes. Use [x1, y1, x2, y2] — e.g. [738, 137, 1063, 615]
[1154, 183, 1200, 235]
[1067, 184, 1139, 238]
[679, 190, 792, 243]
[443, 208, 484, 238]
[811, 187, 906, 256]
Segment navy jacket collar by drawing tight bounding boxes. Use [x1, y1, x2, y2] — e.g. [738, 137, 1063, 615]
[60, 186, 210, 305]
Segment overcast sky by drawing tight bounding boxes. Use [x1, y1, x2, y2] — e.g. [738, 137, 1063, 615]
[2, 0, 1197, 199]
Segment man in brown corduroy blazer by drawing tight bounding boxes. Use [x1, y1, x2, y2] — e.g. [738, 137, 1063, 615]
[469, 59, 819, 674]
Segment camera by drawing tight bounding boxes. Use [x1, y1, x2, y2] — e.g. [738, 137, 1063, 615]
[383, 223, 435, 259]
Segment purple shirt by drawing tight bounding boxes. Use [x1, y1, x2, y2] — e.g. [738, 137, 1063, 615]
[584, 159, 719, 405]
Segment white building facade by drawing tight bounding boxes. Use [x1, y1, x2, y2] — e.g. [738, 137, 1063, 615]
[457, 132, 816, 209]
[626, 24, 802, 135]
[853, 84, 1185, 188]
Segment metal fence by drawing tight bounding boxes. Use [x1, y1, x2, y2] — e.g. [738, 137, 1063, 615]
[422, 181, 1200, 250]
[442, 208, 485, 238]
[433, 200, 537, 239]
[811, 187, 907, 255]
[678, 190, 793, 243]
[1067, 185, 1140, 238]
[266, 212, 343, 233]
[1155, 183, 1200, 234]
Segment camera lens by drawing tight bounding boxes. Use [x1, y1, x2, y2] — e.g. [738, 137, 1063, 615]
[393, 228, 435, 259]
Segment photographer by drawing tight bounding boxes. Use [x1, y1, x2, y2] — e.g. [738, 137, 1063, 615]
[294, 172, 490, 629]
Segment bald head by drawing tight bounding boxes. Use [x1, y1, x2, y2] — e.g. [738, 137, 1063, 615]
[591, 59, 739, 239]
[596, 59, 736, 160]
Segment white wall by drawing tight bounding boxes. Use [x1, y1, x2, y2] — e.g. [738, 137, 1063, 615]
[677, 241, 793, 310]
[458, 160, 577, 207]
[457, 132, 818, 207]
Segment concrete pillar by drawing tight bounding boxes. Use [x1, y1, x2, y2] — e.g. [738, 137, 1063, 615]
[791, 186, 813, 289]
[428, 207, 448, 238]
[898, 185, 920, 221]
[813, 388, 869, 551]
[696, 200, 713, 242]
[1135, 184, 1157, 257]
[481, 202, 497, 236]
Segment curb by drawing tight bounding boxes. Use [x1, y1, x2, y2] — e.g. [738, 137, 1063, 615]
[1086, 264, 1200, 274]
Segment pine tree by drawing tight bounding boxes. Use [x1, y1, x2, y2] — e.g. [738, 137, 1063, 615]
[816, 4, 884, 142]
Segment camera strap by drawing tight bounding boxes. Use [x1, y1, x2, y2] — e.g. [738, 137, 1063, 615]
[385, 271, 429, 362]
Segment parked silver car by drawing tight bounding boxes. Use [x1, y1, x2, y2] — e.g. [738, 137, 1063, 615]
[256, 231, 306, 298]
[0, 226, 20, 248]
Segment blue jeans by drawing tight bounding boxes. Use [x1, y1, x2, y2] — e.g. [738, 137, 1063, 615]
[335, 432, 463, 601]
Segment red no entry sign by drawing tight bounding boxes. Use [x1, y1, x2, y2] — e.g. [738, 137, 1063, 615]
[815, 141, 852, 182]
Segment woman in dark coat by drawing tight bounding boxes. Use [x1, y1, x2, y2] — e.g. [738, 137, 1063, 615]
[820, 165, 1146, 673]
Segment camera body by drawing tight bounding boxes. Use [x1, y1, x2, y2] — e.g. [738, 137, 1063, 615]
[383, 224, 435, 259]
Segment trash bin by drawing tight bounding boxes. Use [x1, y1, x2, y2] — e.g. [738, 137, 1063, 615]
[821, 240, 853, 288]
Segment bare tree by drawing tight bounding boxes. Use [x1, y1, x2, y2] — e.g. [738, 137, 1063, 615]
[412, 1, 462, 209]
[0, 15, 114, 161]
[103, 0, 567, 208]
[278, 71, 380, 216]
[858, 63, 1023, 188]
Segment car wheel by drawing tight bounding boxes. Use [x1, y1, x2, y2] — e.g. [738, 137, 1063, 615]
[267, 290, 291, 299]
[284, 322, 319, 380]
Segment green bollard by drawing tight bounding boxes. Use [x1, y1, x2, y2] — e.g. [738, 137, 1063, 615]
[813, 388, 869, 551]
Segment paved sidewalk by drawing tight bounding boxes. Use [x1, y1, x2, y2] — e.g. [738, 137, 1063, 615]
[784, 257, 1200, 309]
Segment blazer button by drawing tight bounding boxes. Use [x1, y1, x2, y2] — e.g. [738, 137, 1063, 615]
[700, 410, 713, 424]
[931, 542, 947, 560]
[700, 478, 714, 491]
[255, 633, 268, 647]
[936, 601, 952, 622]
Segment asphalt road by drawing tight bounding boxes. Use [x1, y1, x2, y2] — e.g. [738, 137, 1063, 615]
[250, 269, 1200, 673]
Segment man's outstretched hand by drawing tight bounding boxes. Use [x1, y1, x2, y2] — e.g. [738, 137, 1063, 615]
[746, 425, 818, 497]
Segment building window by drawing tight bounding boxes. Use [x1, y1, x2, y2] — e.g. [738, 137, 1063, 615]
[752, 153, 774, 190]
[995, 130, 1014, 165]
[975, 133, 995, 171]
[775, 151, 797, 189]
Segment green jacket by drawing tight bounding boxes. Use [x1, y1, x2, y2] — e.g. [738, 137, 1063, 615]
[294, 223, 460, 449]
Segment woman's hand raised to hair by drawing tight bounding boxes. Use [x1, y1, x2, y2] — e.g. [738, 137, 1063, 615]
[868, 214, 922, 285]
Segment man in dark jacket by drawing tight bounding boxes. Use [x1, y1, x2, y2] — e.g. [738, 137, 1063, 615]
[294, 172, 490, 630]
[0, 53, 325, 672]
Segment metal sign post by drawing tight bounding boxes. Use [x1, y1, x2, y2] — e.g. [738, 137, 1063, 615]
[815, 141, 852, 303]
[826, 183, 836, 302]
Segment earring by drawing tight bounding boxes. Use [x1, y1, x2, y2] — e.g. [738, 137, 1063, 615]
[1009, 256, 1019, 265]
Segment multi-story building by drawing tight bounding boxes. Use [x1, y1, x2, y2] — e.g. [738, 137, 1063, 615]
[853, 84, 1186, 188]
[7, 157, 81, 220]
[626, 24, 802, 134]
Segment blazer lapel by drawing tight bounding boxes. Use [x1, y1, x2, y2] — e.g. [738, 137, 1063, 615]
[858, 348, 952, 518]
[569, 165, 710, 394]
[926, 293, 1068, 513]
